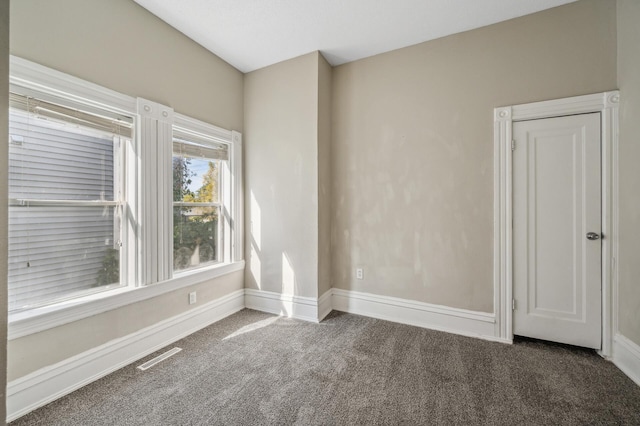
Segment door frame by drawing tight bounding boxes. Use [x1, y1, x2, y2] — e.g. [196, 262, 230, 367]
[493, 91, 620, 357]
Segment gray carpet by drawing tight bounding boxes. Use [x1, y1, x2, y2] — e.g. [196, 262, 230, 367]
[11, 309, 640, 425]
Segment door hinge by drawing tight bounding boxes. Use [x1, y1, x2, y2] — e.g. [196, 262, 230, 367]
[511, 140, 516, 151]
[512, 299, 516, 310]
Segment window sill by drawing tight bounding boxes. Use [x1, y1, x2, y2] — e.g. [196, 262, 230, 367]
[7, 260, 245, 340]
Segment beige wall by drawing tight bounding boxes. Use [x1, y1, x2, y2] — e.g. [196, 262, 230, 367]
[10, 0, 243, 131]
[8, 0, 245, 379]
[1, 1, 10, 422]
[244, 52, 321, 299]
[331, 0, 617, 312]
[318, 54, 332, 297]
[617, 0, 640, 346]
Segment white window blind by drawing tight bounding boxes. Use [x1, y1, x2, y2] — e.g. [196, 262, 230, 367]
[173, 128, 229, 161]
[9, 92, 132, 139]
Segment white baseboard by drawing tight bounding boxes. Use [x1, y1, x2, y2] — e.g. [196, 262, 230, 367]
[332, 289, 503, 343]
[318, 289, 332, 321]
[613, 333, 640, 387]
[244, 288, 323, 322]
[6, 289, 245, 423]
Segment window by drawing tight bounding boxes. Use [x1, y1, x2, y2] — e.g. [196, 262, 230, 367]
[7, 91, 134, 312]
[8, 56, 243, 325]
[172, 131, 228, 272]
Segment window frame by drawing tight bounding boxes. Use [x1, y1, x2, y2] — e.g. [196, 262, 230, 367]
[8, 71, 136, 313]
[173, 113, 243, 266]
[173, 170, 223, 272]
[7, 56, 244, 339]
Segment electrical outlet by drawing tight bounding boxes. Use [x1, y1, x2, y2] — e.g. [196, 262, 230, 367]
[356, 268, 364, 280]
[189, 291, 197, 305]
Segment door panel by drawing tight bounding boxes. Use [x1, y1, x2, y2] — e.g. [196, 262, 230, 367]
[513, 113, 601, 349]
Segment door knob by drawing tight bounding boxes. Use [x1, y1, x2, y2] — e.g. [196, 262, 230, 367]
[586, 232, 601, 240]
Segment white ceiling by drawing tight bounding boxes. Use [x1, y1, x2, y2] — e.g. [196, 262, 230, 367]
[133, 0, 578, 73]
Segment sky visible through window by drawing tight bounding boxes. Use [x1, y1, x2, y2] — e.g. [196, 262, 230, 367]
[188, 158, 210, 192]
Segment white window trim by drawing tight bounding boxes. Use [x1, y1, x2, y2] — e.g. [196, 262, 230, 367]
[8, 261, 245, 339]
[10, 56, 136, 117]
[173, 113, 244, 264]
[7, 56, 245, 339]
[137, 97, 174, 284]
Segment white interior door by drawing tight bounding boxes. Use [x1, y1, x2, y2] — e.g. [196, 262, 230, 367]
[513, 113, 601, 349]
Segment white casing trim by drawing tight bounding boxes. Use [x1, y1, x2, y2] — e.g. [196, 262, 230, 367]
[6, 289, 245, 423]
[174, 112, 232, 142]
[9, 56, 136, 115]
[331, 289, 505, 343]
[511, 92, 620, 121]
[494, 91, 620, 354]
[137, 97, 174, 123]
[9, 261, 245, 340]
[230, 131, 244, 263]
[613, 334, 640, 387]
[244, 289, 324, 323]
[137, 98, 174, 285]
